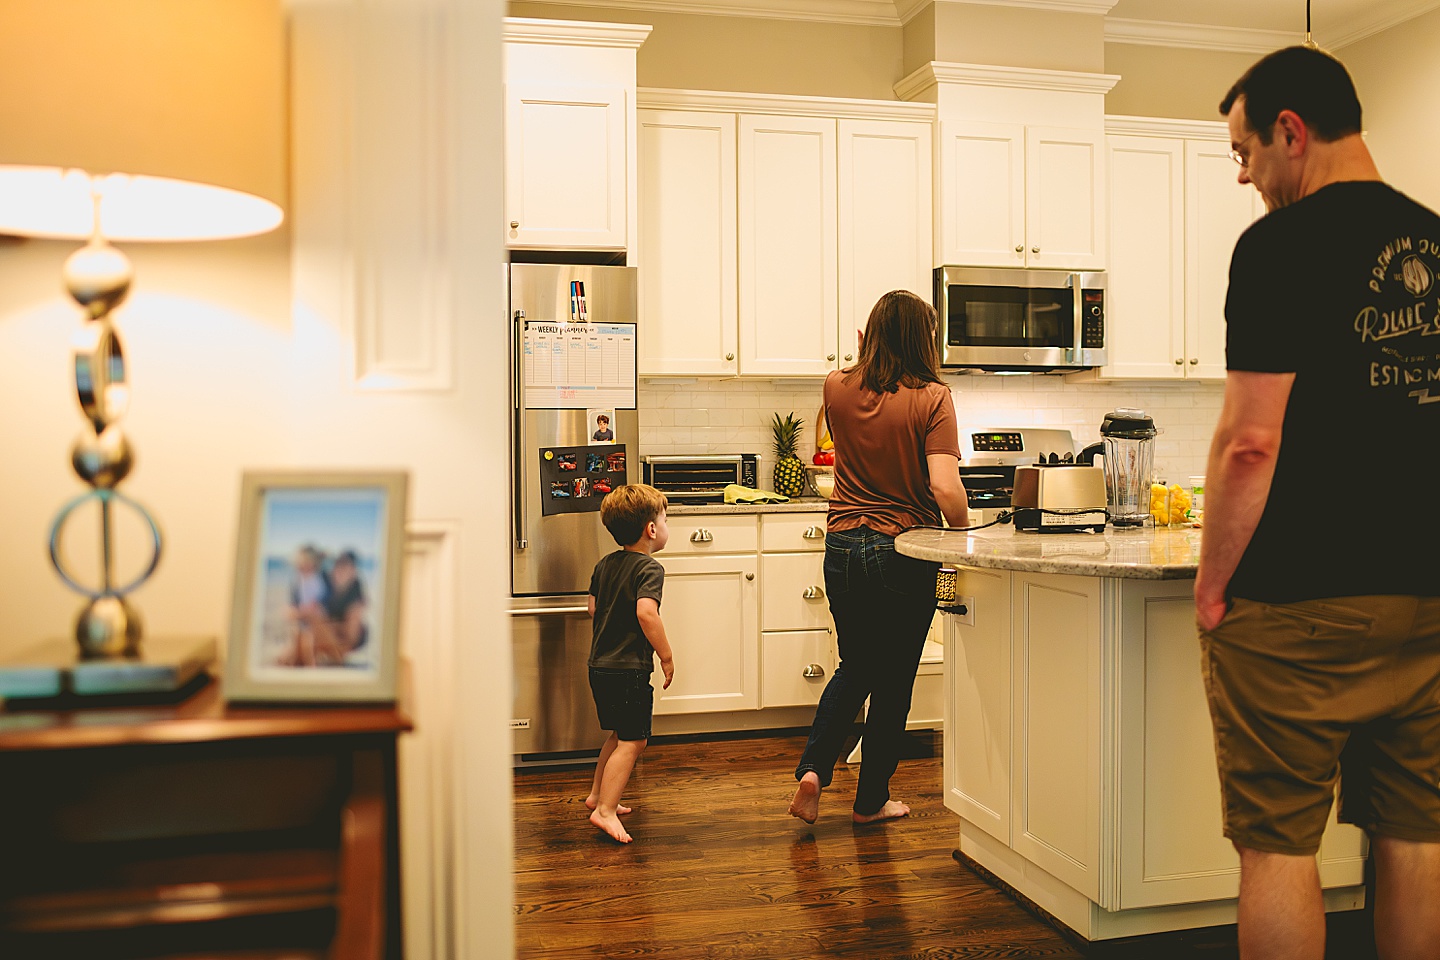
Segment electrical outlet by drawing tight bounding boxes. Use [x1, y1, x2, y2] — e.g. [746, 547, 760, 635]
[940, 594, 974, 626]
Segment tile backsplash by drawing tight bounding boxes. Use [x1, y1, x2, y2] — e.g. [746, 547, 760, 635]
[639, 375, 1223, 488]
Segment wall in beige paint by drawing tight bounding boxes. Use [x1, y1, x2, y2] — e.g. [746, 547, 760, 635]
[902, 6, 937, 78]
[1105, 44, 1262, 121]
[1338, 8, 1440, 209]
[932, 3, 1104, 74]
[508, 2, 904, 100]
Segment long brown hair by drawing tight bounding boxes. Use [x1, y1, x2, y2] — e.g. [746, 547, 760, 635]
[844, 289, 943, 394]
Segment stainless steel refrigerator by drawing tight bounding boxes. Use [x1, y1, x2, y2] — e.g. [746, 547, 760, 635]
[508, 263, 638, 757]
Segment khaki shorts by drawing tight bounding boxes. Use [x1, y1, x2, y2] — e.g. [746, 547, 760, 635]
[1200, 595, 1440, 855]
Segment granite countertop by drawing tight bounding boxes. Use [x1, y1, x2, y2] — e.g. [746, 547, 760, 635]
[667, 497, 831, 516]
[895, 522, 1203, 580]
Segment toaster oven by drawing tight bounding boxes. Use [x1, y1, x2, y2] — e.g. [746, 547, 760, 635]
[640, 454, 760, 504]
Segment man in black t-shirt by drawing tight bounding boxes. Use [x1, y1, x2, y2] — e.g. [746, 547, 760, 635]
[1196, 47, 1440, 959]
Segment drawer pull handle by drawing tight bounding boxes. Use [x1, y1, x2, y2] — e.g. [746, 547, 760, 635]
[690, 529, 713, 543]
[802, 526, 824, 539]
[803, 585, 825, 600]
[802, 663, 826, 679]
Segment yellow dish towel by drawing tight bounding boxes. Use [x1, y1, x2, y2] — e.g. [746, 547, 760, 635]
[723, 483, 790, 504]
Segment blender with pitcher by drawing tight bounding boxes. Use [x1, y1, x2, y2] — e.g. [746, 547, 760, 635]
[1077, 409, 1157, 527]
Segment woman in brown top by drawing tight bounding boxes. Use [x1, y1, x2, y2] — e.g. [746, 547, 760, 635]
[788, 290, 969, 825]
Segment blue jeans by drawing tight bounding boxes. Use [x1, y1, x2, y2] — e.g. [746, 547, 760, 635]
[795, 526, 940, 816]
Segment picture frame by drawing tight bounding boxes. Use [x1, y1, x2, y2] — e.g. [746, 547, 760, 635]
[225, 470, 408, 703]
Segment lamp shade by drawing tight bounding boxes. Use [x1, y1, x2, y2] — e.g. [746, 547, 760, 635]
[0, 165, 283, 242]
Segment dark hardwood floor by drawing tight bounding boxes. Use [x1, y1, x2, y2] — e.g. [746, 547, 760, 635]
[512, 730, 1376, 960]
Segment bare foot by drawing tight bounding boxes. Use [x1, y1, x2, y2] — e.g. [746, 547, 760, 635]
[589, 809, 633, 843]
[853, 799, 910, 824]
[585, 796, 632, 815]
[788, 772, 821, 824]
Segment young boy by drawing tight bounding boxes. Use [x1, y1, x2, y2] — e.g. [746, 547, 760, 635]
[585, 483, 675, 843]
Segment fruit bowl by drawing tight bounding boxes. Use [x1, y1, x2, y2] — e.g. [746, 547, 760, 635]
[805, 465, 835, 499]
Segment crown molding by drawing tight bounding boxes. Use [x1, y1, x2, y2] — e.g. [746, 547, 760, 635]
[1326, 0, 1440, 49]
[936, 0, 1116, 14]
[510, 0, 902, 26]
[503, 16, 654, 46]
[895, 60, 1120, 100]
[1104, 114, 1228, 140]
[1104, 17, 1298, 54]
[512, 0, 1117, 27]
[638, 86, 937, 120]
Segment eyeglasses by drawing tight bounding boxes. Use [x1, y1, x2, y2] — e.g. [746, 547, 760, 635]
[1228, 131, 1259, 168]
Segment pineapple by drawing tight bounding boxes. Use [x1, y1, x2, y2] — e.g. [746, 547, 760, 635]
[770, 412, 806, 497]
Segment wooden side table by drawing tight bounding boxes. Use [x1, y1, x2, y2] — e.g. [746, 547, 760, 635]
[0, 674, 412, 960]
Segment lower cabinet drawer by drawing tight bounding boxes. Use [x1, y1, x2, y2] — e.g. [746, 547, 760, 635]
[761, 630, 834, 708]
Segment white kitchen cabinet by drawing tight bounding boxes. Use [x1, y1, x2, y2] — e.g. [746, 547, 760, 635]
[1185, 139, 1264, 379]
[761, 629, 834, 708]
[738, 114, 839, 377]
[837, 119, 933, 365]
[636, 91, 934, 377]
[758, 513, 834, 710]
[1100, 119, 1265, 381]
[651, 552, 759, 714]
[1104, 134, 1186, 379]
[942, 564, 1367, 935]
[937, 121, 1105, 270]
[636, 109, 738, 375]
[1114, 578, 1367, 909]
[502, 19, 649, 251]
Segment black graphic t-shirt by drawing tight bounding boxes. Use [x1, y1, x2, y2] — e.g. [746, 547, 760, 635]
[1226, 181, 1440, 601]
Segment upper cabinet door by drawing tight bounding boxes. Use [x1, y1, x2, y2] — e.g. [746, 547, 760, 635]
[1185, 141, 1260, 380]
[636, 109, 738, 376]
[505, 85, 628, 250]
[737, 115, 838, 377]
[1026, 126, 1106, 270]
[1102, 135, 1185, 379]
[838, 119, 933, 367]
[937, 120, 1025, 268]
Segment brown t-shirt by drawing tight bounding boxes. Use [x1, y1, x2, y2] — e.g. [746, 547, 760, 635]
[823, 370, 961, 537]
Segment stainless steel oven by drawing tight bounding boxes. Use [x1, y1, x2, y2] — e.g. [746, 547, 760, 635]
[934, 267, 1106, 371]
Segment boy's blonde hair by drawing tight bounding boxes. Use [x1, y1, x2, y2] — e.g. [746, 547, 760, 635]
[600, 483, 668, 546]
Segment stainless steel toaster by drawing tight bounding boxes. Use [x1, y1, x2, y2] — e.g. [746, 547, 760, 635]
[1010, 464, 1107, 533]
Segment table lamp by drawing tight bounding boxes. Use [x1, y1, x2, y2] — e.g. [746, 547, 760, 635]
[0, 165, 283, 661]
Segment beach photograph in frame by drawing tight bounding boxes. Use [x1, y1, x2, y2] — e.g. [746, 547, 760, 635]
[225, 471, 407, 703]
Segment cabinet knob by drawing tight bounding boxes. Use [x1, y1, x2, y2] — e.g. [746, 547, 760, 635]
[1175, 358, 1184, 365]
[844, 354, 853, 362]
[827, 354, 836, 362]
[802, 526, 824, 540]
[690, 529, 713, 543]
[510, 221, 519, 229]
[746, 573, 755, 581]
[1189, 358, 1199, 365]
[1014, 244, 1023, 254]
[803, 585, 825, 600]
[725, 352, 734, 361]
[1031, 246, 1040, 254]
[802, 663, 826, 679]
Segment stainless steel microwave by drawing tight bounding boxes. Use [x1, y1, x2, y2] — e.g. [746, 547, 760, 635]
[933, 267, 1106, 372]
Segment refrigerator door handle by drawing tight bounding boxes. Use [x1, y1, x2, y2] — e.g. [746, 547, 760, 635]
[510, 605, 591, 617]
[513, 311, 528, 550]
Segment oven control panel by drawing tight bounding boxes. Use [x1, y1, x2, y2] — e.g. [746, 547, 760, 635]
[969, 432, 1024, 453]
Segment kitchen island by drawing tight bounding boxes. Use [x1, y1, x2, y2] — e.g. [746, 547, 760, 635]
[894, 523, 1366, 942]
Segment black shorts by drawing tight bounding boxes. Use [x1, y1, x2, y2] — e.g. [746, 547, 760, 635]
[589, 667, 653, 741]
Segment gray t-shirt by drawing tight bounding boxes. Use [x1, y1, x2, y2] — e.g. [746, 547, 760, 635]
[587, 549, 665, 671]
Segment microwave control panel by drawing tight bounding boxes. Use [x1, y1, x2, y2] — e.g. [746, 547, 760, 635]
[1081, 289, 1105, 349]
